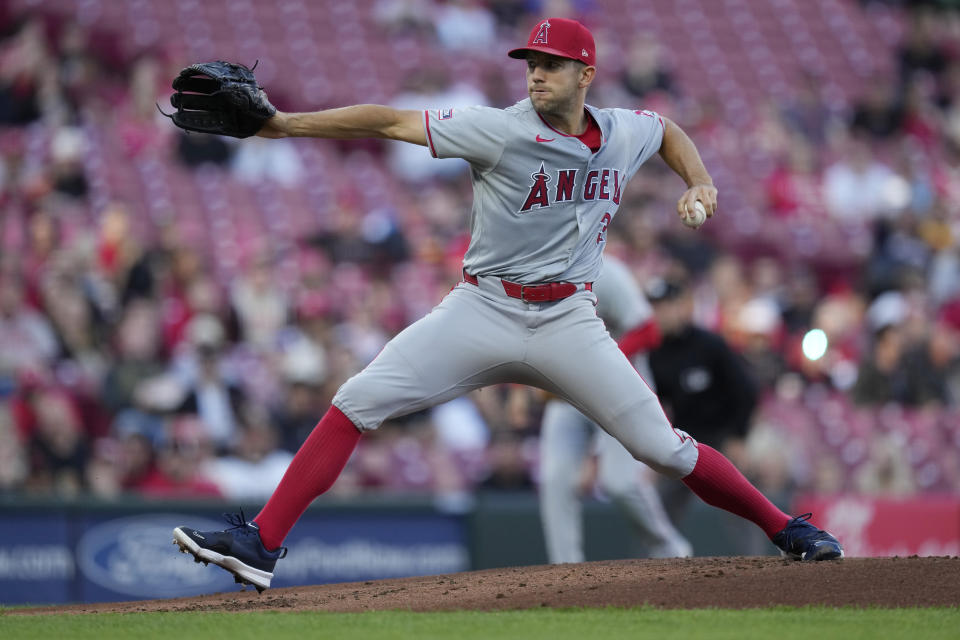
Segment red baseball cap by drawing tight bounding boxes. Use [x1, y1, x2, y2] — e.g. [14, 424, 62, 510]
[508, 18, 596, 66]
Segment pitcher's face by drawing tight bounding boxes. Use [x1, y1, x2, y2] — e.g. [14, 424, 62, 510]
[525, 52, 587, 118]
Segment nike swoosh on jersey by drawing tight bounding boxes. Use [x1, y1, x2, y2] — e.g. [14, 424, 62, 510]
[536, 135, 555, 142]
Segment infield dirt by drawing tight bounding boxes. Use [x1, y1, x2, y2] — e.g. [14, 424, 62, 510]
[9, 556, 959, 614]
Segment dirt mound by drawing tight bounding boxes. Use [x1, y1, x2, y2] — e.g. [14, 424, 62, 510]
[11, 556, 960, 615]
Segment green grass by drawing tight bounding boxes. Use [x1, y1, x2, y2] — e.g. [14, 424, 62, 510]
[2, 607, 958, 640]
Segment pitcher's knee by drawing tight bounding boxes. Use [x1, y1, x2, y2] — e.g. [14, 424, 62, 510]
[332, 377, 381, 432]
[332, 375, 357, 404]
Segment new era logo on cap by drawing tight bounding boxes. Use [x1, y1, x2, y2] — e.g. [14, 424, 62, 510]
[508, 17, 596, 66]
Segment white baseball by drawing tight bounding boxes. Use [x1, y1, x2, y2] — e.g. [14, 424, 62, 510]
[682, 200, 707, 228]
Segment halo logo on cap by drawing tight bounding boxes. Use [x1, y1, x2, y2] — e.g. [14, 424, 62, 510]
[533, 20, 550, 44]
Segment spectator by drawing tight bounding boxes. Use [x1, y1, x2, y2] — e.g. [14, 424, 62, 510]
[434, 0, 497, 52]
[940, 61, 960, 150]
[822, 138, 898, 222]
[204, 408, 294, 501]
[101, 300, 165, 414]
[25, 387, 88, 496]
[850, 75, 904, 140]
[901, 77, 942, 149]
[38, 247, 105, 375]
[173, 314, 245, 452]
[138, 416, 222, 499]
[897, 8, 949, 86]
[114, 428, 159, 493]
[85, 437, 124, 499]
[22, 209, 61, 306]
[851, 323, 907, 406]
[779, 266, 820, 333]
[48, 126, 88, 199]
[158, 244, 213, 352]
[0, 272, 59, 380]
[764, 142, 822, 218]
[734, 297, 788, 394]
[780, 72, 836, 145]
[271, 333, 328, 452]
[117, 54, 171, 159]
[854, 433, 917, 495]
[96, 202, 145, 311]
[229, 249, 289, 350]
[477, 429, 535, 491]
[55, 20, 99, 124]
[797, 290, 865, 390]
[934, 307, 960, 403]
[863, 218, 931, 297]
[0, 17, 50, 125]
[620, 34, 675, 99]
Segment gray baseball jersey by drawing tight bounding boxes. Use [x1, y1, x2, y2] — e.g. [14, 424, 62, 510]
[333, 100, 699, 483]
[424, 100, 664, 283]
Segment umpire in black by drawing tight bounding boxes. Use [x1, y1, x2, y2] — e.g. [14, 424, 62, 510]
[645, 277, 761, 551]
[647, 277, 758, 454]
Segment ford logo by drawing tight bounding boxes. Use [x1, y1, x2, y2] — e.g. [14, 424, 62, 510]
[76, 514, 234, 598]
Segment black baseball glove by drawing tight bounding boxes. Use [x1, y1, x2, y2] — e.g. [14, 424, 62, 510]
[163, 61, 276, 138]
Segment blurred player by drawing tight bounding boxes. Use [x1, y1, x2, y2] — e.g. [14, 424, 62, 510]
[539, 255, 691, 562]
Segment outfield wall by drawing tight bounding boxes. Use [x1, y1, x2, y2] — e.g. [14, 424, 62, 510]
[1, 493, 957, 605]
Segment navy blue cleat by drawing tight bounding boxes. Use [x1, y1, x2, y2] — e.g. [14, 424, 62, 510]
[772, 513, 844, 561]
[173, 511, 286, 593]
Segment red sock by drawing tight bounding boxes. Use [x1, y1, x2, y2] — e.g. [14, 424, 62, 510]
[682, 443, 791, 539]
[254, 406, 361, 550]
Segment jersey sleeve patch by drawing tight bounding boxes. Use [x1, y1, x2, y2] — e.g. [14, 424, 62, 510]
[426, 105, 507, 168]
[634, 109, 664, 130]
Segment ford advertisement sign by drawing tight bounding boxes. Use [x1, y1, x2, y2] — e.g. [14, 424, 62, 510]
[0, 506, 469, 605]
[76, 514, 236, 599]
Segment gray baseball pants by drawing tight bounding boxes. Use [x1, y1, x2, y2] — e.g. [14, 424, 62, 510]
[332, 275, 699, 479]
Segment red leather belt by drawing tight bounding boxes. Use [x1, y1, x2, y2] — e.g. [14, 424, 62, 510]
[462, 270, 592, 303]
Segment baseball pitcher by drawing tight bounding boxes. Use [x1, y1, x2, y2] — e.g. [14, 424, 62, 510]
[170, 18, 842, 592]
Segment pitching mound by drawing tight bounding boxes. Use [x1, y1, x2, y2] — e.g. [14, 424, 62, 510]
[13, 556, 960, 614]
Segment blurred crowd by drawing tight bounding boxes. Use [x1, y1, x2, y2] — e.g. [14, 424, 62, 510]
[0, 0, 958, 508]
